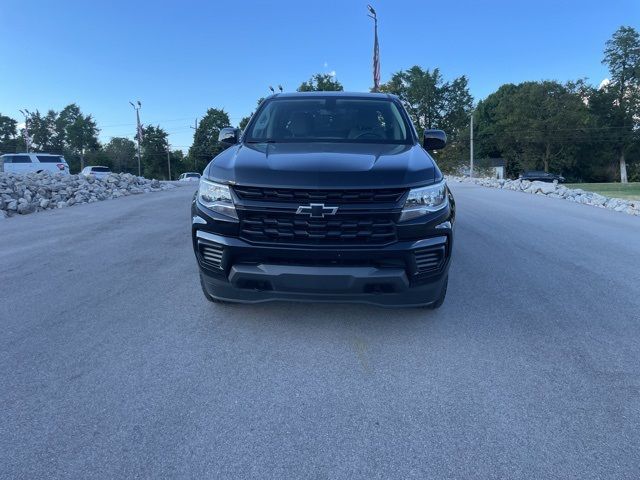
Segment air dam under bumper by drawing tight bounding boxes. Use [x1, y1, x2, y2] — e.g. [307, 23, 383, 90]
[196, 231, 450, 307]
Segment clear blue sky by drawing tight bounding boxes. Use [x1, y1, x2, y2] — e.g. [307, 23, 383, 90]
[1, 0, 637, 150]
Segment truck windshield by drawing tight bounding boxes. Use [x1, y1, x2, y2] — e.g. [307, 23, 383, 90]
[245, 97, 412, 144]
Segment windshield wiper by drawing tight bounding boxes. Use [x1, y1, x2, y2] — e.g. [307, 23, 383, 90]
[246, 139, 277, 144]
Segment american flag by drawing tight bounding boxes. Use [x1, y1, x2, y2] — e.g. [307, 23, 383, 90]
[372, 14, 380, 91]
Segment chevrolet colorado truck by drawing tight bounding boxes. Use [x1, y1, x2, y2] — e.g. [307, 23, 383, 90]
[191, 92, 454, 308]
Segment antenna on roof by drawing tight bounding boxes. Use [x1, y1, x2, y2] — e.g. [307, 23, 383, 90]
[269, 86, 275, 93]
[278, 85, 283, 92]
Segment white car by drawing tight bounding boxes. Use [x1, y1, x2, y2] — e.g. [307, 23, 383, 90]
[81, 166, 111, 180]
[178, 172, 201, 182]
[0, 153, 70, 175]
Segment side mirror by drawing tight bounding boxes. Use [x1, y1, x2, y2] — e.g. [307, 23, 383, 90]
[423, 129, 447, 150]
[218, 127, 240, 145]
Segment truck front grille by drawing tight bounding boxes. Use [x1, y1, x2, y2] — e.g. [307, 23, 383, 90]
[233, 186, 406, 204]
[240, 213, 397, 245]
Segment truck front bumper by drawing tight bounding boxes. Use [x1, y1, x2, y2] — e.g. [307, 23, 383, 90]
[194, 230, 451, 307]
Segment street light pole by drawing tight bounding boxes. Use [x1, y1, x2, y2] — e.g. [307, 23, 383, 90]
[190, 118, 198, 171]
[166, 143, 172, 181]
[470, 112, 474, 178]
[129, 101, 142, 176]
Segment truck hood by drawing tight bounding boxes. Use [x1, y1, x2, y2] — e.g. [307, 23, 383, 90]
[205, 142, 440, 189]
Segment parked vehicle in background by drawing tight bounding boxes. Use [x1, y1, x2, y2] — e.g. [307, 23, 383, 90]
[520, 171, 565, 183]
[0, 153, 70, 175]
[81, 166, 111, 180]
[179, 172, 201, 182]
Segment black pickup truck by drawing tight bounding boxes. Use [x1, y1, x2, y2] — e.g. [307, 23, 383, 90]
[191, 92, 455, 308]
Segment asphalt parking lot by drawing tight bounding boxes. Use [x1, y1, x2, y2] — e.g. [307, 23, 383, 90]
[1, 183, 639, 479]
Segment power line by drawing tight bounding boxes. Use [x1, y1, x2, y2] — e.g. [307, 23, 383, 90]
[474, 125, 634, 135]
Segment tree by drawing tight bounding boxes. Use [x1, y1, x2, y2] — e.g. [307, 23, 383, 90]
[475, 81, 591, 177]
[239, 116, 251, 130]
[140, 125, 170, 179]
[187, 108, 231, 171]
[0, 113, 18, 154]
[84, 149, 112, 172]
[104, 137, 137, 173]
[28, 110, 63, 153]
[239, 97, 265, 130]
[56, 104, 100, 171]
[297, 74, 344, 92]
[379, 66, 473, 172]
[380, 66, 473, 139]
[169, 149, 190, 177]
[598, 26, 640, 183]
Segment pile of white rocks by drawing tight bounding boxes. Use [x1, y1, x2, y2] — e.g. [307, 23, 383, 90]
[0, 172, 177, 218]
[447, 176, 640, 216]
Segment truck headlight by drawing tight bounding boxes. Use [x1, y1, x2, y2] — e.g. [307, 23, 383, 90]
[197, 179, 238, 220]
[400, 180, 447, 221]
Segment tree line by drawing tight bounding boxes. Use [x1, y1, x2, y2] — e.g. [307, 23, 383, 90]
[1, 25, 638, 182]
[0, 106, 189, 179]
[379, 26, 639, 183]
[471, 27, 639, 183]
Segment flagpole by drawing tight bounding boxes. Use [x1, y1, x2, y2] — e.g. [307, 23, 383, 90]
[368, 5, 380, 92]
[19, 109, 32, 153]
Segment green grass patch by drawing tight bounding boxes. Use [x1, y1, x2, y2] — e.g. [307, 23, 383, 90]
[565, 182, 640, 201]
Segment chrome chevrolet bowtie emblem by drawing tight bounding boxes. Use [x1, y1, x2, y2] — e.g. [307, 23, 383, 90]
[295, 203, 339, 218]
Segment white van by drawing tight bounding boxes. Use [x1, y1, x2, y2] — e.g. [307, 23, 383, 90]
[178, 172, 201, 182]
[0, 153, 70, 175]
[81, 165, 111, 180]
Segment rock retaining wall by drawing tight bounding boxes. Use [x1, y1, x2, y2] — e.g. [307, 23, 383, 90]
[446, 176, 639, 216]
[1, 172, 177, 219]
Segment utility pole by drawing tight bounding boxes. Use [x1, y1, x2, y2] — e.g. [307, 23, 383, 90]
[469, 112, 474, 178]
[367, 5, 380, 92]
[129, 101, 143, 176]
[19, 109, 32, 152]
[166, 143, 172, 181]
[190, 118, 198, 171]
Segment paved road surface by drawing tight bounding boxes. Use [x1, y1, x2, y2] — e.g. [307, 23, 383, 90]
[2, 183, 639, 479]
